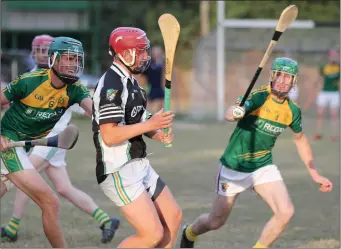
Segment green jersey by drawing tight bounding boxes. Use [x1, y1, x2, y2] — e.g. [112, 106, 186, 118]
[220, 86, 302, 173]
[1, 69, 90, 141]
[320, 63, 340, 92]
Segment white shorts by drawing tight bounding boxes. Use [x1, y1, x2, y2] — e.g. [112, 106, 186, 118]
[215, 164, 283, 196]
[100, 158, 165, 207]
[316, 91, 340, 108]
[30, 146, 67, 168]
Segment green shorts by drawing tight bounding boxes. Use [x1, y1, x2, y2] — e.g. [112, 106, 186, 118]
[1, 146, 35, 175]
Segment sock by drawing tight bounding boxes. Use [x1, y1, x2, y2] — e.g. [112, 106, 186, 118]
[253, 241, 267, 248]
[92, 208, 110, 226]
[185, 225, 197, 242]
[4, 216, 21, 237]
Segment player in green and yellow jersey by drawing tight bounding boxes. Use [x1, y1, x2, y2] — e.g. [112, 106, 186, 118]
[305, 49, 340, 141]
[180, 58, 333, 248]
[1, 34, 120, 245]
[0, 37, 93, 248]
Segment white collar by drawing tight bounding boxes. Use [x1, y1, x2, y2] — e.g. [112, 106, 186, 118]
[110, 62, 135, 82]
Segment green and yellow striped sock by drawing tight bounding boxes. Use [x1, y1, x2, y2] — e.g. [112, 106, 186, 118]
[4, 216, 21, 237]
[92, 208, 110, 226]
[185, 225, 197, 242]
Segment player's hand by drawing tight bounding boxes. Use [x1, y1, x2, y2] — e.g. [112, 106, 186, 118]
[147, 109, 175, 130]
[159, 127, 174, 145]
[0, 136, 10, 151]
[312, 174, 333, 192]
[232, 106, 245, 120]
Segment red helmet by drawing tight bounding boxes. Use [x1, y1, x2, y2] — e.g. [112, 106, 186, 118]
[109, 27, 151, 74]
[32, 34, 54, 68]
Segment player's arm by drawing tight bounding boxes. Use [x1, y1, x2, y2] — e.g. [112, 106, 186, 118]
[69, 104, 88, 116]
[293, 132, 320, 177]
[98, 79, 173, 146]
[1, 76, 25, 107]
[225, 90, 266, 121]
[144, 128, 173, 144]
[291, 110, 333, 192]
[133, 88, 173, 143]
[72, 83, 93, 117]
[0, 91, 10, 107]
[138, 100, 171, 143]
[100, 109, 173, 146]
[79, 98, 92, 117]
[141, 110, 160, 140]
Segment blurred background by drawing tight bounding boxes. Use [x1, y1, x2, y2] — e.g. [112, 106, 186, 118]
[1, 0, 339, 120]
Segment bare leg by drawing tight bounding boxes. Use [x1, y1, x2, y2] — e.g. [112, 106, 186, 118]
[45, 165, 98, 215]
[11, 155, 50, 219]
[253, 180, 294, 247]
[315, 106, 325, 139]
[190, 194, 238, 236]
[330, 106, 339, 141]
[118, 191, 164, 248]
[0, 179, 7, 197]
[7, 170, 66, 248]
[154, 186, 182, 248]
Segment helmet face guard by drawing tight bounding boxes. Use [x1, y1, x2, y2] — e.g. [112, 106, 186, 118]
[49, 50, 84, 84]
[117, 45, 151, 74]
[269, 57, 299, 98]
[48, 37, 84, 84]
[270, 71, 297, 98]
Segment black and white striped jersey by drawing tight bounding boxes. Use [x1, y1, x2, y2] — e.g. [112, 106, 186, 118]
[92, 62, 152, 183]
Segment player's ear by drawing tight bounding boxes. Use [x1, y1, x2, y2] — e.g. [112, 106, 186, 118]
[122, 50, 131, 60]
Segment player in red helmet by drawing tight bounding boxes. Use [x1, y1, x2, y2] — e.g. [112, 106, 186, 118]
[31, 34, 54, 70]
[108, 27, 152, 74]
[92, 27, 182, 248]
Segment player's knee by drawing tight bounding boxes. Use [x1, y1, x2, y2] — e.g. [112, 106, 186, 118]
[39, 191, 60, 214]
[55, 184, 72, 198]
[0, 177, 13, 197]
[276, 204, 294, 224]
[142, 224, 164, 247]
[0, 180, 8, 197]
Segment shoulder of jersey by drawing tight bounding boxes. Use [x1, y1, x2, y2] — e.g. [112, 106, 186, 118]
[72, 81, 82, 86]
[250, 85, 270, 97]
[287, 97, 300, 109]
[104, 70, 124, 86]
[18, 68, 49, 80]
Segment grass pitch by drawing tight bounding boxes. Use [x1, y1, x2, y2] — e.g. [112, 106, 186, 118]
[1, 114, 339, 248]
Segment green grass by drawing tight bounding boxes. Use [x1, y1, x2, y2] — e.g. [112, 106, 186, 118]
[0, 114, 339, 248]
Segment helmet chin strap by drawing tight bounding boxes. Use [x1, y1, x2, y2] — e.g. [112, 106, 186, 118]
[118, 57, 146, 75]
[51, 67, 78, 85]
[37, 64, 50, 69]
[121, 61, 139, 75]
[270, 81, 292, 98]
